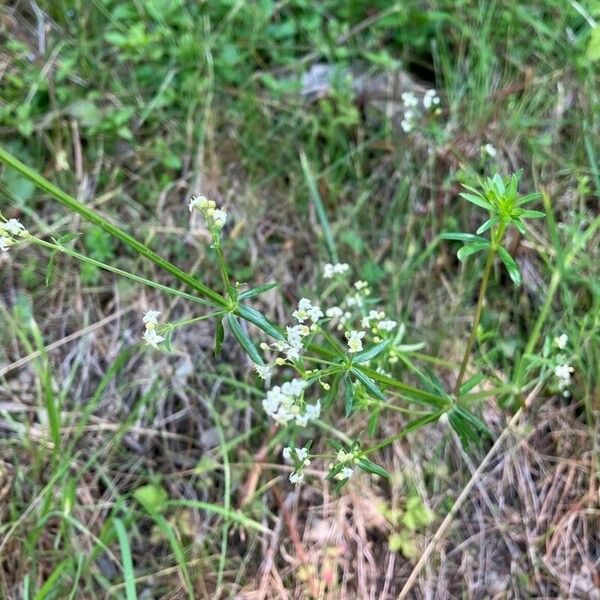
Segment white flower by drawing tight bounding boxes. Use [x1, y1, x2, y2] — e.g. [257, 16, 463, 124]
[2, 219, 26, 236]
[143, 328, 165, 349]
[188, 195, 227, 231]
[354, 280, 368, 290]
[304, 400, 321, 422]
[289, 471, 304, 485]
[554, 334, 568, 350]
[555, 364, 573, 380]
[323, 262, 350, 279]
[346, 330, 365, 353]
[423, 89, 440, 109]
[282, 447, 293, 462]
[379, 319, 397, 332]
[295, 446, 309, 463]
[212, 209, 227, 229]
[0, 236, 13, 252]
[326, 306, 343, 319]
[336, 449, 353, 463]
[335, 466, 354, 481]
[482, 143, 497, 158]
[143, 310, 161, 327]
[254, 363, 272, 380]
[262, 378, 308, 425]
[401, 91, 418, 108]
[292, 298, 323, 324]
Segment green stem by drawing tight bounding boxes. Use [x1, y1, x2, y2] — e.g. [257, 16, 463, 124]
[0, 146, 228, 309]
[454, 224, 505, 396]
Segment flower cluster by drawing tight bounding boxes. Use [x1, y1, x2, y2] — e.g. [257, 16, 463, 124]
[552, 334, 573, 397]
[262, 378, 321, 426]
[361, 309, 397, 334]
[323, 262, 350, 279]
[142, 310, 165, 349]
[345, 330, 365, 353]
[400, 89, 441, 133]
[329, 449, 355, 481]
[188, 195, 227, 231]
[0, 218, 28, 252]
[271, 298, 323, 362]
[283, 445, 311, 484]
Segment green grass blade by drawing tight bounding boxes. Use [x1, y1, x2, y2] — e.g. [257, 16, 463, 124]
[300, 151, 338, 263]
[113, 518, 138, 600]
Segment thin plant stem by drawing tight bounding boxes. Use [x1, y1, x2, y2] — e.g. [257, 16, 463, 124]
[454, 224, 505, 396]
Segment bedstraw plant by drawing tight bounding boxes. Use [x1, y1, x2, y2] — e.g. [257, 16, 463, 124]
[0, 146, 543, 487]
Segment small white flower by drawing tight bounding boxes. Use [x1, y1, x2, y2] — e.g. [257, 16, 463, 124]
[2, 219, 26, 236]
[282, 447, 293, 462]
[212, 209, 227, 229]
[326, 306, 343, 319]
[555, 364, 573, 381]
[143, 328, 165, 349]
[143, 310, 161, 327]
[254, 363, 272, 380]
[335, 466, 354, 481]
[354, 280, 368, 290]
[346, 330, 365, 353]
[482, 143, 497, 158]
[188, 195, 210, 212]
[295, 447, 309, 463]
[554, 334, 568, 350]
[401, 91, 418, 108]
[304, 400, 321, 422]
[0, 236, 13, 252]
[423, 89, 440, 109]
[379, 319, 397, 332]
[289, 471, 304, 485]
[323, 262, 350, 278]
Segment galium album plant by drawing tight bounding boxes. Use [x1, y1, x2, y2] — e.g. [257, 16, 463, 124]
[0, 147, 545, 487]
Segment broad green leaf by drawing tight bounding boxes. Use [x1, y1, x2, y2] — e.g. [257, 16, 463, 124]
[352, 338, 392, 364]
[133, 484, 168, 514]
[351, 368, 386, 401]
[497, 246, 521, 286]
[459, 192, 493, 210]
[236, 305, 284, 341]
[457, 240, 489, 262]
[356, 457, 390, 479]
[226, 314, 264, 365]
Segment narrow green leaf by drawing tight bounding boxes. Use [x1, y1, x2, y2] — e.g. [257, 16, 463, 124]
[33, 558, 72, 600]
[453, 405, 492, 438]
[357, 457, 390, 479]
[344, 374, 354, 416]
[301, 151, 338, 262]
[351, 367, 386, 401]
[352, 338, 392, 364]
[520, 209, 545, 219]
[459, 373, 486, 395]
[214, 318, 225, 357]
[457, 240, 489, 262]
[226, 314, 263, 365]
[323, 373, 341, 408]
[113, 518, 138, 600]
[459, 192, 493, 210]
[368, 408, 380, 436]
[439, 232, 485, 242]
[476, 217, 498, 235]
[516, 192, 542, 205]
[236, 304, 285, 341]
[238, 282, 279, 300]
[497, 246, 522, 286]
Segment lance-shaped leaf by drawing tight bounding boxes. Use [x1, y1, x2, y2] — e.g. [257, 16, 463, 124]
[236, 304, 285, 341]
[457, 240, 489, 262]
[226, 314, 263, 365]
[344, 374, 354, 416]
[351, 367, 386, 401]
[356, 457, 390, 479]
[238, 282, 279, 300]
[352, 338, 392, 364]
[497, 246, 522, 286]
[459, 192, 493, 210]
[214, 318, 225, 357]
